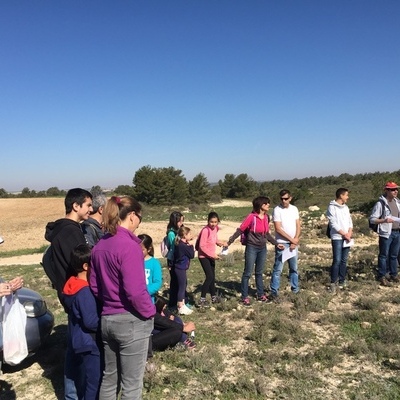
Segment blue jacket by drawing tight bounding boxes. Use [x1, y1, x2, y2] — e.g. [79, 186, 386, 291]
[63, 277, 100, 355]
[173, 240, 195, 270]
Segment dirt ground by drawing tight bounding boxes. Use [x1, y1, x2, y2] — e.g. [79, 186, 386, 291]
[0, 198, 250, 266]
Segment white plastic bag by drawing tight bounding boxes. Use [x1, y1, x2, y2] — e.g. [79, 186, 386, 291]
[2, 294, 28, 365]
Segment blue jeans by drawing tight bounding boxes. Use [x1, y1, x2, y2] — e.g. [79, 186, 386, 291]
[330, 239, 351, 284]
[378, 231, 400, 279]
[241, 245, 267, 298]
[100, 313, 154, 400]
[64, 345, 84, 400]
[270, 243, 299, 296]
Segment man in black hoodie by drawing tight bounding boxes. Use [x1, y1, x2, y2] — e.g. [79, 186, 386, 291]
[44, 187, 92, 400]
[45, 188, 93, 297]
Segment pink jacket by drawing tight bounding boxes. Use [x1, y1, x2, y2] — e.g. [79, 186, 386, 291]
[197, 225, 220, 259]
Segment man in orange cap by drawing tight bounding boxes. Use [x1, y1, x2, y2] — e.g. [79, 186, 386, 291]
[369, 181, 400, 286]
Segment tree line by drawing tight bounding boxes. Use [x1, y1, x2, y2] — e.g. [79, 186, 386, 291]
[1, 167, 400, 210]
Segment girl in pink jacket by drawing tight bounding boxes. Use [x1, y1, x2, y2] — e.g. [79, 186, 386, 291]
[196, 212, 228, 308]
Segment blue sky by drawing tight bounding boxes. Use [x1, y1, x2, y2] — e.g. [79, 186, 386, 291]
[1, 1, 399, 192]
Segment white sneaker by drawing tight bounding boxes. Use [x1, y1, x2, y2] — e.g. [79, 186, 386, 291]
[178, 304, 193, 315]
[0, 236, 4, 244]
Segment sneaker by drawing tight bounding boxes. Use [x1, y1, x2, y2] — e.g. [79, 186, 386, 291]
[183, 338, 196, 349]
[211, 295, 224, 304]
[389, 276, 400, 283]
[0, 236, 4, 244]
[338, 281, 348, 290]
[328, 283, 337, 295]
[241, 297, 251, 307]
[197, 298, 210, 308]
[380, 277, 392, 287]
[178, 304, 193, 315]
[265, 294, 279, 304]
[257, 294, 268, 302]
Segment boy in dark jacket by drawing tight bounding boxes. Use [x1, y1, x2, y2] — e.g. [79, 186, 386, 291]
[63, 244, 101, 400]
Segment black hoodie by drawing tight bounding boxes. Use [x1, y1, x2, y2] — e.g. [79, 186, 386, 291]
[44, 218, 86, 295]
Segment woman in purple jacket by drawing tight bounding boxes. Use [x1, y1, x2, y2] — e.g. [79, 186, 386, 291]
[90, 196, 155, 400]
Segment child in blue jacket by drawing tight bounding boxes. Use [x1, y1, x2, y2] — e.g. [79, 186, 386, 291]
[63, 244, 101, 400]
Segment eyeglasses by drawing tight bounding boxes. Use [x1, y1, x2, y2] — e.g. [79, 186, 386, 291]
[387, 188, 399, 192]
[281, 197, 290, 201]
[133, 212, 142, 223]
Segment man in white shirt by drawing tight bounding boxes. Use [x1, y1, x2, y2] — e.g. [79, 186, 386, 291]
[269, 189, 301, 300]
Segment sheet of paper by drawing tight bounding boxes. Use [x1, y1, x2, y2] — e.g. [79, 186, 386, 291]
[343, 239, 354, 248]
[282, 246, 297, 263]
[391, 216, 400, 223]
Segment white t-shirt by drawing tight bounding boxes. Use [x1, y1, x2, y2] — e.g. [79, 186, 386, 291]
[273, 204, 299, 243]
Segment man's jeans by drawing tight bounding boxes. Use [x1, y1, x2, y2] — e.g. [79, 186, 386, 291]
[100, 313, 153, 400]
[270, 243, 299, 296]
[378, 230, 400, 279]
[330, 239, 350, 284]
[241, 245, 267, 298]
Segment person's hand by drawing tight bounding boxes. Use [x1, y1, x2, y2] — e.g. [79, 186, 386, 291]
[0, 282, 12, 297]
[183, 321, 196, 333]
[291, 237, 300, 246]
[277, 244, 285, 250]
[289, 243, 297, 251]
[9, 276, 24, 291]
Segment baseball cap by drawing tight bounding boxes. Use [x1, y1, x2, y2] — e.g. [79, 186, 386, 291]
[384, 181, 399, 189]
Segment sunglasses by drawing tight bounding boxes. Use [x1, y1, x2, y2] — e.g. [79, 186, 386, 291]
[281, 197, 290, 201]
[133, 212, 142, 223]
[387, 188, 399, 192]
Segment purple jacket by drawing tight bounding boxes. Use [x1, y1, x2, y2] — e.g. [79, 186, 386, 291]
[90, 226, 155, 320]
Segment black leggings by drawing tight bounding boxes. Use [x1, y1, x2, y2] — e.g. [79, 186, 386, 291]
[199, 257, 216, 298]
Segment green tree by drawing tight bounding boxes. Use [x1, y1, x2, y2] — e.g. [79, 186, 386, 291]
[46, 187, 62, 197]
[0, 188, 9, 198]
[90, 185, 103, 197]
[114, 185, 135, 196]
[132, 166, 188, 205]
[218, 174, 235, 198]
[229, 174, 257, 198]
[188, 173, 211, 204]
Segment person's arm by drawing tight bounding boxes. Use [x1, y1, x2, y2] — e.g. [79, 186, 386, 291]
[122, 245, 155, 319]
[228, 215, 252, 245]
[147, 259, 163, 297]
[77, 288, 99, 332]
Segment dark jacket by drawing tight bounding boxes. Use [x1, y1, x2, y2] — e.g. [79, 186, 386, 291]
[63, 277, 100, 355]
[173, 240, 195, 270]
[81, 217, 104, 248]
[44, 219, 87, 294]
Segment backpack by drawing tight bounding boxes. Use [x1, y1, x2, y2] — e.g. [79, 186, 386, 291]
[326, 223, 331, 239]
[160, 236, 169, 258]
[41, 245, 58, 290]
[195, 228, 205, 251]
[369, 199, 386, 232]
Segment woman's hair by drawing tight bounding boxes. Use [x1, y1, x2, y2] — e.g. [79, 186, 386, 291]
[175, 226, 190, 244]
[103, 196, 142, 235]
[252, 196, 271, 213]
[155, 297, 167, 314]
[137, 234, 154, 257]
[167, 211, 184, 233]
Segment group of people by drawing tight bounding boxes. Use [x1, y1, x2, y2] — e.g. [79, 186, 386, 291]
[44, 189, 198, 400]
[1, 180, 396, 400]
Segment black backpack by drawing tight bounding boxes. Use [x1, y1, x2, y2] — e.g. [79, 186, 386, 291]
[41, 245, 58, 290]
